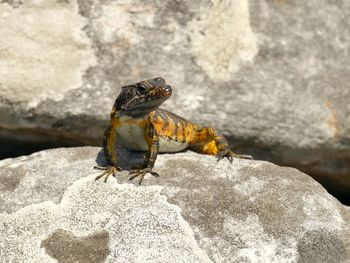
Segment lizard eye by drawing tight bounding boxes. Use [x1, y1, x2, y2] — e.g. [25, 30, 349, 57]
[138, 84, 148, 93]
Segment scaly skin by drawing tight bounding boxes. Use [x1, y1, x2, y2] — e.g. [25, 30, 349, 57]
[95, 77, 252, 184]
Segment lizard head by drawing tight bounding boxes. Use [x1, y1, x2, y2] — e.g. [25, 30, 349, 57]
[115, 77, 172, 117]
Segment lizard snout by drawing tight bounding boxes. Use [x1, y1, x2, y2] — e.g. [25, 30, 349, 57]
[162, 85, 172, 97]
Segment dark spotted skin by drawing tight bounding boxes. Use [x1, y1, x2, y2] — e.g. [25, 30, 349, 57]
[94, 77, 253, 184]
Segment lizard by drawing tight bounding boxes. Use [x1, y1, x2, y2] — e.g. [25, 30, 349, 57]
[94, 77, 252, 184]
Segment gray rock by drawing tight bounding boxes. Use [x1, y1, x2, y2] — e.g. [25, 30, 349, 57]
[0, 147, 349, 262]
[0, 0, 349, 199]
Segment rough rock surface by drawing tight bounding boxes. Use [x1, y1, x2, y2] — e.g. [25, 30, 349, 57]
[0, 147, 349, 262]
[0, 1, 349, 199]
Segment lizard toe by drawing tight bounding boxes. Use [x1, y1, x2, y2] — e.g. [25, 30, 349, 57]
[217, 149, 253, 163]
[128, 167, 159, 185]
[94, 166, 121, 182]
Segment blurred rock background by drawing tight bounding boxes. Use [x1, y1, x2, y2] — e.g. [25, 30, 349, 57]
[0, 0, 349, 203]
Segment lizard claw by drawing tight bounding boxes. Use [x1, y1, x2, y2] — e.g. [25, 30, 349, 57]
[217, 150, 253, 163]
[129, 167, 159, 185]
[94, 166, 121, 183]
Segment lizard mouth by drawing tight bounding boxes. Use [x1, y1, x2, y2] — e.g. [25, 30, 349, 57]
[122, 93, 169, 113]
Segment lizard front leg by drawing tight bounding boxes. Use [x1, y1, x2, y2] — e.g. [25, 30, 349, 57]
[129, 121, 159, 185]
[94, 115, 122, 182]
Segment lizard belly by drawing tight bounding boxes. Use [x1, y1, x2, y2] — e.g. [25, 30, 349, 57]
[116, 124, 148, 151]
[158, 137, 188, 153]
[115, 122, 188, 152]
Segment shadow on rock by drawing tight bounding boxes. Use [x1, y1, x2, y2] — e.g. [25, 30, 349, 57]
[94, 148, 145, 171]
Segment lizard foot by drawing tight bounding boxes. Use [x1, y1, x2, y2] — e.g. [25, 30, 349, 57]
[94, 166, 121, 183]
[217, 150, 253, 163]
[129, 167, 159, 185]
